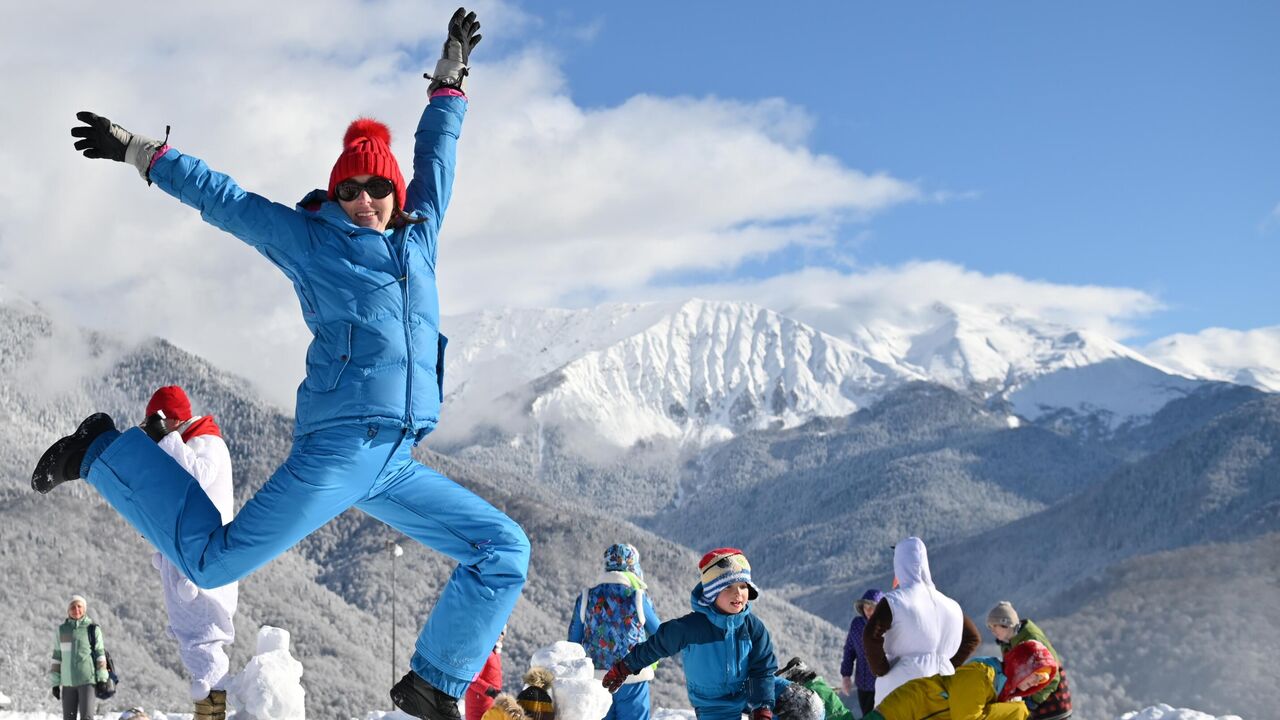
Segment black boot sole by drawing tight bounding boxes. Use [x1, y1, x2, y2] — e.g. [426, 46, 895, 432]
[31, 413, 115, 494]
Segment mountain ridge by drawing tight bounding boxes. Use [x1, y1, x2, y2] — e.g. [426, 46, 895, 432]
[437, 298, 1233, 452]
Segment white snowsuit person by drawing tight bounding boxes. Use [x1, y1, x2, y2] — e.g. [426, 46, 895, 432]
[874, 537, 965, 705]
[145, 386, 238, 711]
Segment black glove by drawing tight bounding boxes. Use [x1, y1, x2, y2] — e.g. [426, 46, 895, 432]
[140, 411, 168, 443]
[52, 686, 60, 700]
[427, 7, 482, 91]
[72, 111, 130, 162]
[484, 686, 500, 698]
[71, 111, 165, 180]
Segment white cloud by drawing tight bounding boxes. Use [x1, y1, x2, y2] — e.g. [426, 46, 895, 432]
[625, 261, 1166, 343]
[1144, 326, 1280, 392]
[1, 2, 921, 408]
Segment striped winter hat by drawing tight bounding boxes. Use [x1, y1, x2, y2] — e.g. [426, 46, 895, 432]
[698, 547, 759, 603]
[517, 668, 555, 720]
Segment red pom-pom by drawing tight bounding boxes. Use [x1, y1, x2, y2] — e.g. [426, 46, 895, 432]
[343, 117, 392, 148]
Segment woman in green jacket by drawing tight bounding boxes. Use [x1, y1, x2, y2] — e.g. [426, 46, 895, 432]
[50, 595, 110, 720]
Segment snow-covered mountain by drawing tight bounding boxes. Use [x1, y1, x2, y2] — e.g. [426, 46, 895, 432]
[440, 299, 923, 447]
[1143, 325, 1280, 393]
[439, 299, 1218, 448]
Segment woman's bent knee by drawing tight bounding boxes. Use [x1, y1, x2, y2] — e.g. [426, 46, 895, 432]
[483, 518, 530, 583]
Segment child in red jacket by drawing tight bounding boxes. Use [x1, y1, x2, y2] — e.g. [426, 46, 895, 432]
[466, 629, 506, 720]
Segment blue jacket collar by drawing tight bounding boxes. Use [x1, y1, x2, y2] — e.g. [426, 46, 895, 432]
[689, 583, 751, 630]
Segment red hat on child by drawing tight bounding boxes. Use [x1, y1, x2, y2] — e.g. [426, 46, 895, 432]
[328, 118, 407, 212]
[146, 386, 192, 421]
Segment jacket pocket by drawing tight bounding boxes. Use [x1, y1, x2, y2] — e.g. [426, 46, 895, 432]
[436, 332, 448, 402]
[305, 322, 353, 392]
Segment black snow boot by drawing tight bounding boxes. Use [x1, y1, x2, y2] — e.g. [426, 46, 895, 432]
[390, 671, 461, 720]
[31, 413, 117, 494]
[776, 656, 817, 685]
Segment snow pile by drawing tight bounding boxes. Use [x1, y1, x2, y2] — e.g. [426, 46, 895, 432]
[652, 710, 695, 720]
[0, 692, 8, 706]
[225, 625, 306, 720]
[1118, 705, 1243, 720]
[528, 641, 613, 720]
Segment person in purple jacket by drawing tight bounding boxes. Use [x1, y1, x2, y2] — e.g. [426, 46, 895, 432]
[840, 588, 883, 717]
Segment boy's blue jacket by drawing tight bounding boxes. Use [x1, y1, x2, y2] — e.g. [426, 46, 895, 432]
[622, 584, 777, 711]
[148, 95, 464, 438]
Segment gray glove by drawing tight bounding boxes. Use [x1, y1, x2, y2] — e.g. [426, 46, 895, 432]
[72, 111, 165, 181]
[426, 7, 482, 92]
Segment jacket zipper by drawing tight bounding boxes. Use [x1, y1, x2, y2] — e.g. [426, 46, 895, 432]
[398, 233, 414, 429]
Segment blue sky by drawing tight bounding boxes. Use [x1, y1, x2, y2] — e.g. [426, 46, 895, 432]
[526, 1, 1280, 342]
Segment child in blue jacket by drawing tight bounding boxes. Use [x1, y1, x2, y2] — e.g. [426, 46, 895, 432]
[602, 548, 778, 720]
[34, 9, 526, 720]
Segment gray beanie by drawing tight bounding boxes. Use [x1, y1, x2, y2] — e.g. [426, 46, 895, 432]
[987, 601, 1019, 628]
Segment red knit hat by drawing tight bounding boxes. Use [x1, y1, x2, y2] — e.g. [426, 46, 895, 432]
[328, 118, 407, 211]
[146, 386, 193, 421]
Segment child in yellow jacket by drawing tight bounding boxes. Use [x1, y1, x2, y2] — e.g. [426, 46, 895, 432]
[862, 662, 1028, 720]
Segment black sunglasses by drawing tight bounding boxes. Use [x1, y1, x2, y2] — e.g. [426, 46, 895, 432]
[336, 177, 395, 202]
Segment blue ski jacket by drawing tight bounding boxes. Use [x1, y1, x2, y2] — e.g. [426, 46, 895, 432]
[148, 94, 465, 438]
[622, 584, 777, 712]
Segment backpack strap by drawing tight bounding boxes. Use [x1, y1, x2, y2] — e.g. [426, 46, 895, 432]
[87, 624, 102, 664]
[622, 571, 646, 627]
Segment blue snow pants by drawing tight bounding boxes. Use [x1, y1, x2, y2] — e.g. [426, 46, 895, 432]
[83, 422, 530, 697]
[606, 681, 651, 720]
